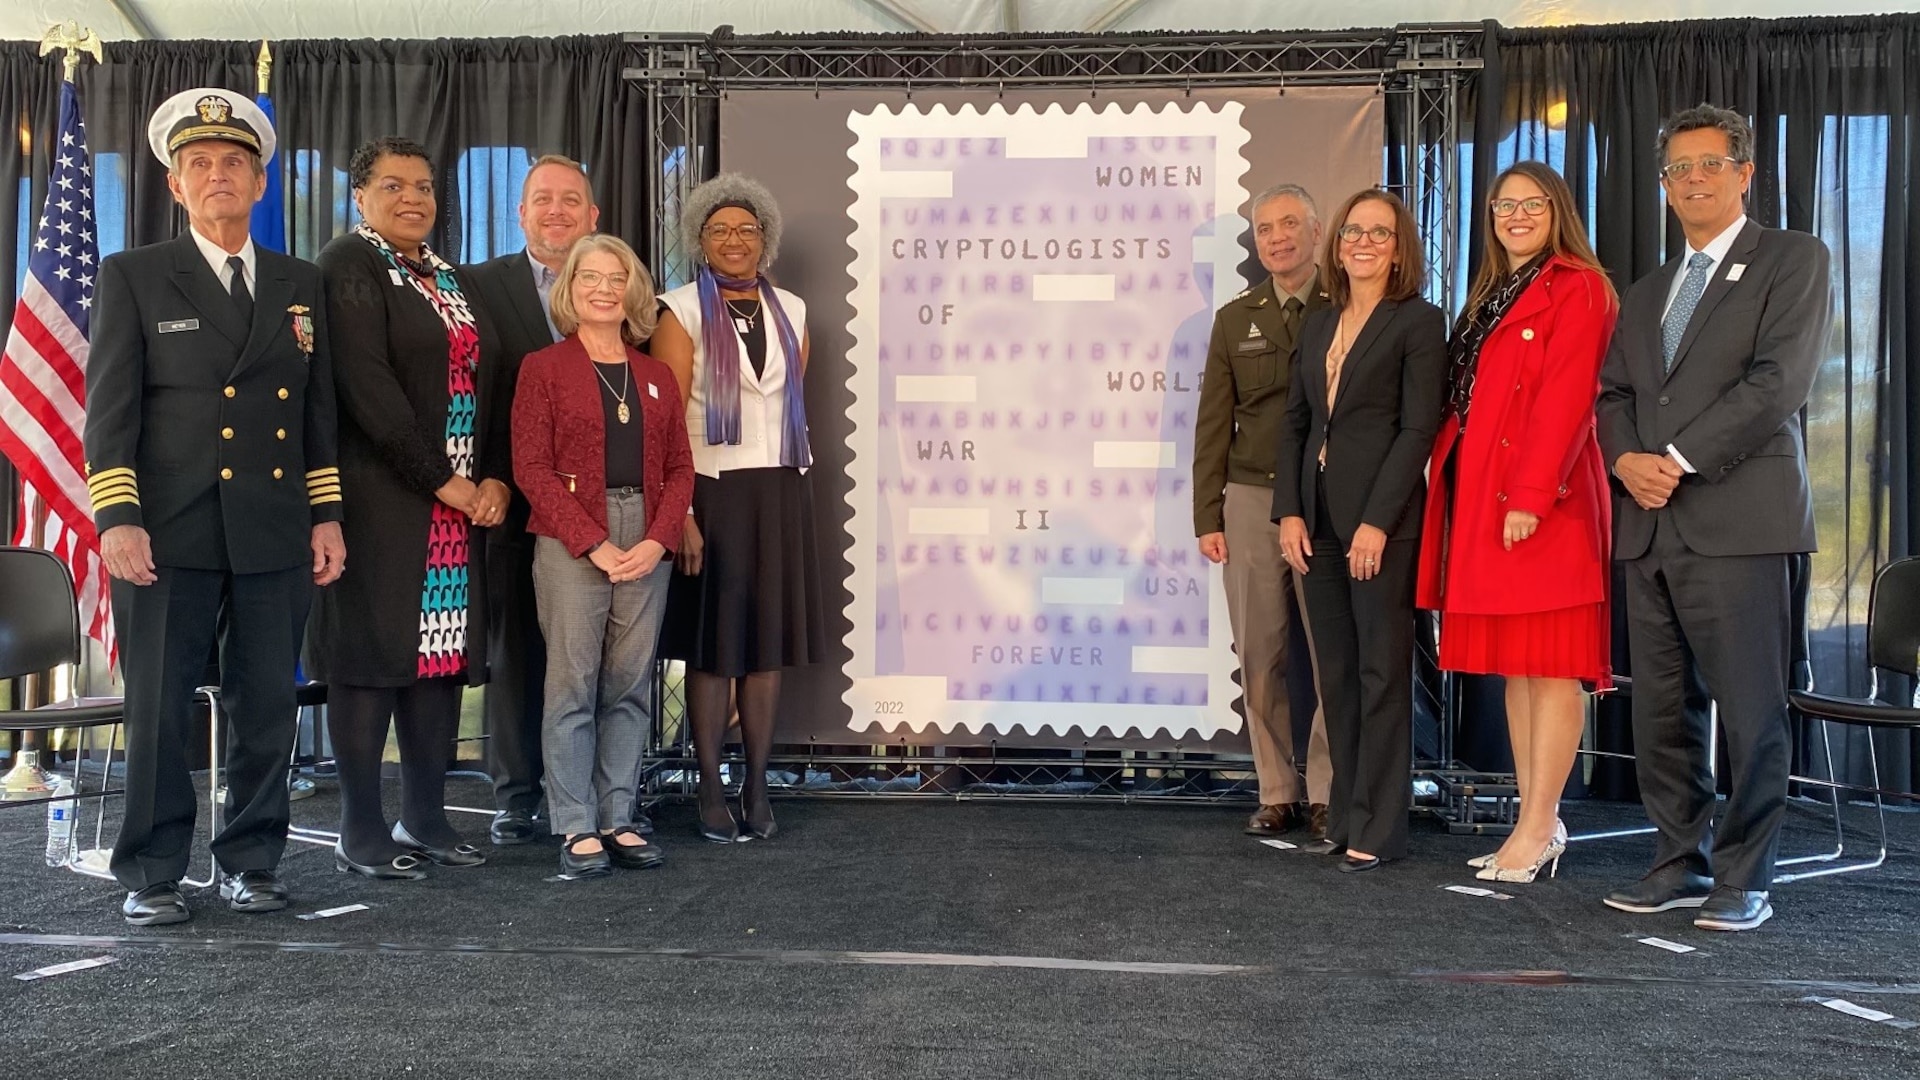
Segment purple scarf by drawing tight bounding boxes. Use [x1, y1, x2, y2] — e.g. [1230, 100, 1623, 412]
[698, 265, 811, 468]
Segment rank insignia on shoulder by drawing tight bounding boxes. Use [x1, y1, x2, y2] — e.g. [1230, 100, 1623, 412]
[1230, 287, 1251, 301]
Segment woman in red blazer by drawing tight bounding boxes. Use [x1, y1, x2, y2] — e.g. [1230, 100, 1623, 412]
[511, 235, 694, 879]
[1416, 162, 1619, 884]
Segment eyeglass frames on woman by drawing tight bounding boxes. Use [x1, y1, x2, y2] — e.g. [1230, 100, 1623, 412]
[1659, 155, 1744, 182]
[575, 270, 629, 291]
[1336, 224, 1396, 245]
[1490, 196, 1552, 218]
[702, 224, 763, 242]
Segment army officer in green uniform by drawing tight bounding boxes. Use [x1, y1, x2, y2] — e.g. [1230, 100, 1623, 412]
[1191, 183, 1335, 841]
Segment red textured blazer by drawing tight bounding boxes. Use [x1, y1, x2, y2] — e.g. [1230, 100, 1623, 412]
[1416, 258, 1618, 617]
[511, 335, 695, 557]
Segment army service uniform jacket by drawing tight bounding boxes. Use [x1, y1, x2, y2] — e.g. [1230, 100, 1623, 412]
[1191, 274, 1329, 536]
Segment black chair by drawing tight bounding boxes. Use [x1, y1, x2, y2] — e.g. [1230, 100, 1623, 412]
[1774, 556, 1920, 882]
[0, 546, 126, 867]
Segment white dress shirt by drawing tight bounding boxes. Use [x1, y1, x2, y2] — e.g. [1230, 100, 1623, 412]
[1660, 214, 1747, 474]
[188, 225, 256, 295]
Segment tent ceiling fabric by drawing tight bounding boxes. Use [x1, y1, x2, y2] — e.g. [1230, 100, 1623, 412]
[3, 0, 1895, 41]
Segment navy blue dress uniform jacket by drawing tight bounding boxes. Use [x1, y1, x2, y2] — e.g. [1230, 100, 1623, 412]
[84, 232, 341, 568]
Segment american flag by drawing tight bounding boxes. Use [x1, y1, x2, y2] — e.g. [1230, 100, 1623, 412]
[0, 80, 113, 661]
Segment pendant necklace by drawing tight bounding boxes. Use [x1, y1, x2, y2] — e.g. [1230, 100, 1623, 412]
[726, 296, 761, 337]
[593, 360, 632, 424]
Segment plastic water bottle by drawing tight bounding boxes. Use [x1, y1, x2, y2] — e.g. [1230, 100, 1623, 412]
[44, 777, 76, 868]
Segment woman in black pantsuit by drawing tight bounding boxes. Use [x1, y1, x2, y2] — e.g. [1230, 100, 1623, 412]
[309, 137, 510, 878]
[1273, 189, 1448, 872]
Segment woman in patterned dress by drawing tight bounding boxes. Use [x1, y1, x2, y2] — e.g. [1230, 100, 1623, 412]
[309, 137, 510, 879]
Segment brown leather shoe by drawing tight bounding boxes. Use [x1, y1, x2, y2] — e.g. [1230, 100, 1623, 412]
[1244, 804, 1296, 836]
[1307, 803, 1329, 841]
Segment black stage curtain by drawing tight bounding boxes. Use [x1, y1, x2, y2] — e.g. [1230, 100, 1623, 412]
[0, 33, 645, 542]
[1473, 15, 1920, 799]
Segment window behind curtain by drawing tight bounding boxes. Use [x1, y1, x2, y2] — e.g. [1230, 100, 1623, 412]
[453, 146, 532, 263]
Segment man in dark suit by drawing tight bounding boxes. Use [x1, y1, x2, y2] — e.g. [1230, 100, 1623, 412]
[1192, 183, 1333, 840]
[1596, 104, 1830, 932]
[87, 88, 345, 925]
[462, 154, 600, 845]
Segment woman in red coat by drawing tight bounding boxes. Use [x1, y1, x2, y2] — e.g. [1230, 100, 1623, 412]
[512, 235, 694, 879]
[1416, 161, 1618, 883]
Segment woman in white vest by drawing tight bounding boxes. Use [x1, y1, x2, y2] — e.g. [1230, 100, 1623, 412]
[652, 173, 826, 844]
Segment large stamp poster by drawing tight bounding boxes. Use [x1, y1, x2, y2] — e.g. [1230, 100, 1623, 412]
[841, 103, 1251, 742]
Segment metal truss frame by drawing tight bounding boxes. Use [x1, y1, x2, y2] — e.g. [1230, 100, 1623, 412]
[624, 25, 1483, 803]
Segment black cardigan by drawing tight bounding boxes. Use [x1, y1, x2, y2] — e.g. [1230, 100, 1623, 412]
[305, 233, 510, 687]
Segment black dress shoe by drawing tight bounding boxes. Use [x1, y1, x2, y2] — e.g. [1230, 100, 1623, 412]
[1307, 803, 1329, 841]
[334, 843, 428, 881]
[1603, 863, 1713, 914]
[603, 826, 666, 870]
[560, 834, 613, 878]
[1296, 838, 1346, 856]
[1693, 886, 1773, 932]
[490, 810, 536, 846]
[122, 883, 191, 926]
[699, 804, 740, 844]
[393, 822, 488, 867]
[1338, 855, 1383, 874]
[219, 870, 289, 913]
[634, 812, 655, 837]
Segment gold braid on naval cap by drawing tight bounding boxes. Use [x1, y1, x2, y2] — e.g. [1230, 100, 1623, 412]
[167, 94, 261, 154]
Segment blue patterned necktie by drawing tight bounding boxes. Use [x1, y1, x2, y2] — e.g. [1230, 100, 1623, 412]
[1661, 252, 1715, 372]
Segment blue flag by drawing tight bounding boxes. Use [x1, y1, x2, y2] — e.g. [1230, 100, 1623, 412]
[250, 91, 285, 253]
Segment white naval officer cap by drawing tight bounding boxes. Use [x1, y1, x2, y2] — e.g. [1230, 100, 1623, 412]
[146, 87, 276, 166]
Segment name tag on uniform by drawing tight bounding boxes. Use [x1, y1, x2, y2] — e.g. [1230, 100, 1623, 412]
[389, 268, 406, 286]
[1236, 338, 1269, 352]
[157, 319, 199, 334]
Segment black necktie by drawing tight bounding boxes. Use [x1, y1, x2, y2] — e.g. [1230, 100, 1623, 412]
[1281, 296, 1305, 341]
[227, 255, 253, 324]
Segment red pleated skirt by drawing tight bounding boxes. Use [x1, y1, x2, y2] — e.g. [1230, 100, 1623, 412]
[1439, 603, 1607, 683]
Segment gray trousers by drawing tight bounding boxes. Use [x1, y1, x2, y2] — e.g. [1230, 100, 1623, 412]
[532, 490, 671, 836]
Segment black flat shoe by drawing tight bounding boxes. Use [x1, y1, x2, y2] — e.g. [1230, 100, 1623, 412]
[490, 809, 536, 846]
[333, 843, 428, 881]
[1296, 838, 1346, 856]
[393, 821, 488, 867]
[560, 834, 613, 878]
[1338, 855, 1383, 873]
[219, 869, 290, 913]
[603, 826, 666, 870]
[122, 882, 191, 926]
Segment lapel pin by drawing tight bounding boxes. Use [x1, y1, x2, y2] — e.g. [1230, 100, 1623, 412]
[648, 382, 659, 399]
[1725, 263, 1747, 282]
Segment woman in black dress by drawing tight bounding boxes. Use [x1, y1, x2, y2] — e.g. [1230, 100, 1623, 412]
[309, 136, 509, 878]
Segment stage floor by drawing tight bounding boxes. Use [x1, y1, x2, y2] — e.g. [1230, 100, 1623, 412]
[2, 780, 1916, 1078]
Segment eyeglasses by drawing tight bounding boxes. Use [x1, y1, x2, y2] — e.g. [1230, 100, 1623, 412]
[1336, 224, 1396, 245]
[575, 270, 629, 291]
[1659, 155, 1744, 182]
[1490, 196, 1552, 218]
[702, 223, 763, 242]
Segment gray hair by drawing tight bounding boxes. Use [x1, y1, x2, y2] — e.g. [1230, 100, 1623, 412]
[1250, 183, 1319, 225]
[681, 172, 783, 270]
[1656, 104, 1755, 164]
